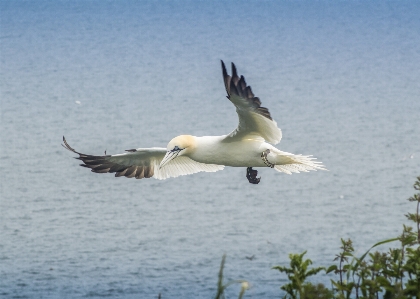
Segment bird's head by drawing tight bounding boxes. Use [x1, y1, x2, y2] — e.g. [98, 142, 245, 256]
[159, 135, 195, 169]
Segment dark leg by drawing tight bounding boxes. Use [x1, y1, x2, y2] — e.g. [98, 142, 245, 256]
[246, 167, 261, 184]
[261, 149, 274, 168]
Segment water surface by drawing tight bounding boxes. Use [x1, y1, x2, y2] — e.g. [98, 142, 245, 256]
[1, 1, 419, 298]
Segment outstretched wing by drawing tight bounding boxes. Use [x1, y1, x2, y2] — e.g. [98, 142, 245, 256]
[221, 61, 282, 144]
[62, 137, 224, 180]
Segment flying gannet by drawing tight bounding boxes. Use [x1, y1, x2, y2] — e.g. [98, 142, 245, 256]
[63, 61, 326, 184]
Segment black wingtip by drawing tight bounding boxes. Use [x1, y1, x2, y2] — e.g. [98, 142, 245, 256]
[231, 62, 237, 74]
[231, 62, 239, 84]
[62, 136, 77, 153]
[221, 60, 227, 75]
[220, 61, 274, 123]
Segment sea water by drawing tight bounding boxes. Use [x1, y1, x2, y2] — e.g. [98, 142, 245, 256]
[1, 1, 419, 298]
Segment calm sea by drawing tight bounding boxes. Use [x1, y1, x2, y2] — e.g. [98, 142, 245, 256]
[1, 1, 419, 298]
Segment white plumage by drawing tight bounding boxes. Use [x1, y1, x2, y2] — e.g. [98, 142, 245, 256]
[63, 61, 326, 183]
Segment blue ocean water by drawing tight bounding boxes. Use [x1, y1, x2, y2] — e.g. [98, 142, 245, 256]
[1, 1, 419, 298]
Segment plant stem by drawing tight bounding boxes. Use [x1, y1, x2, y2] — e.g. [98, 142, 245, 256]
[416, 199, 419, 244]
[339, 257, 344, 296]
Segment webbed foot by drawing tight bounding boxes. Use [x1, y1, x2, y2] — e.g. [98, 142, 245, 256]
[246, 167, 261, 184]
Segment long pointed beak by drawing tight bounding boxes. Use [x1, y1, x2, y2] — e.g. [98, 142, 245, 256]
[159, 150, 180, 169]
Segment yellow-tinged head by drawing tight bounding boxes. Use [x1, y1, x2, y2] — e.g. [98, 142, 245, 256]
[159, 135, 196, 169]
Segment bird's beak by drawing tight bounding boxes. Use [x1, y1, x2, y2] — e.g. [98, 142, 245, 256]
[159, 150, 181, 169]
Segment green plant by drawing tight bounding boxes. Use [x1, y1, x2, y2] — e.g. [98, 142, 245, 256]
[328, 238, 355, 298]
[272, 251, 328, 299]
[214, 254, 249, 299]
[327, 176, 420, 298]
[273, 176, 420, 299]
[403, 176, 420, 297]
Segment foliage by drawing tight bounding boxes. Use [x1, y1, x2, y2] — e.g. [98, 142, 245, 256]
[272, 176, 420, 299]
[214, 254, 249, 299]
[272, 251, 328, 299]
[213, 177, 419, 298]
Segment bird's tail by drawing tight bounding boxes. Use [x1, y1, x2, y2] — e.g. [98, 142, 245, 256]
[272, 151, 327, 175]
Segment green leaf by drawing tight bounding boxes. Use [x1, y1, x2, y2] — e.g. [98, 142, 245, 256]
[326, 265, 338, 274]
[353, 237, 399, 271]
[376, 276, 391, 287]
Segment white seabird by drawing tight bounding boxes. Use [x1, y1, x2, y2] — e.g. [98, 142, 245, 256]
[63, 61, 326, 184]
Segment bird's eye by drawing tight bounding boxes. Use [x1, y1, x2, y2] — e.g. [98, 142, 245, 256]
[172, 146, 180, 152]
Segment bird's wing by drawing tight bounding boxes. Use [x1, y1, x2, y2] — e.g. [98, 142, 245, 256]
[62, 137, 224, 180]
[221, 61, 282, 144]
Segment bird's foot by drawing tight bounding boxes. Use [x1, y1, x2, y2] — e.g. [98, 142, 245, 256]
[246, 167, 261, 184]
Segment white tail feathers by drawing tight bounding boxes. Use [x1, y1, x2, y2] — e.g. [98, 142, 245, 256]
[274, 154, 327, 175]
